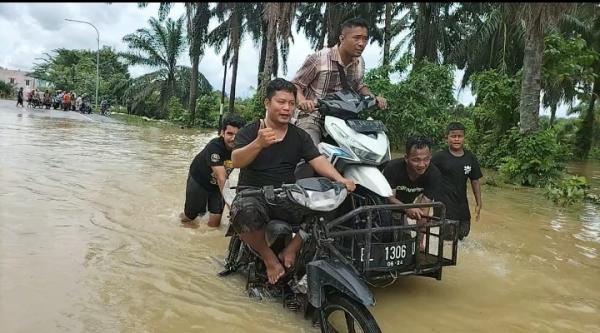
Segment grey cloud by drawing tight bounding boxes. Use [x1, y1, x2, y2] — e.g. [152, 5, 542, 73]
[25, 4, 76, 32]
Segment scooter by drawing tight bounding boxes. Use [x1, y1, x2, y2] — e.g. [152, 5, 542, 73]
[43, 96, 52, 109]
[79, 100, 92, 114]
[52, 96, 61, 110]
[220, 177, 458, 332]
[220, 178, 383, 332]
[310, 90, 459, 284]
[315, 90, 392, 199]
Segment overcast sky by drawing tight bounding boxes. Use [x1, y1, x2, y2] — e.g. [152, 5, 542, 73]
[0, 3, 570, 117]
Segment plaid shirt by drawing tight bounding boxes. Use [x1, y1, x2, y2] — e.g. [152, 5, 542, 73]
[292, 45, 366, 101]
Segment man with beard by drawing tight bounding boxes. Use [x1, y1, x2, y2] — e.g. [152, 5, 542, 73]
[180, 114, 246, 227]
[383, 136, 442, 248]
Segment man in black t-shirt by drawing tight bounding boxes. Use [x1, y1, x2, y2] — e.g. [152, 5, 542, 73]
[432, 122, 483, 240]
[383, 136, 441, 249]
[383, 136, 441, 218]
[180, 114, 246, 227]
[230, 78, 356, 285]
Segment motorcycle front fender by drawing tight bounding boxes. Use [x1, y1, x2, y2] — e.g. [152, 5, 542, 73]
[307, 259, 375, 308]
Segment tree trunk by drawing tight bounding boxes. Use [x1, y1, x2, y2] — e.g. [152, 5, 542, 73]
[229, 49, 238, 113]
[229, 9, 240, 114]
[218, 57, 228, 131]
[318, 3, 329, 50]
[518, 14, 544, 135]
[576, 75, 599, 158]
[326, 4, 343, 48]
[383, 3, 392, 66]
[258, 21, 268, 87]
[549, 103, 557, 127]
[414, 3, 438, 65]
[263, 20, 277, 82]
[188, 54, 199, 127]
[260, 4, 278, 99]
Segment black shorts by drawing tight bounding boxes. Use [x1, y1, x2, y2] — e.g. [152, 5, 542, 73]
[184, 175, 224, 219]
[229, 187, 305, 234]
[443, 219, 471, 241]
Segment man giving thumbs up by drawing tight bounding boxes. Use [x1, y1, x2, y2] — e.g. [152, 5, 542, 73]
[230, 78, 355, 284]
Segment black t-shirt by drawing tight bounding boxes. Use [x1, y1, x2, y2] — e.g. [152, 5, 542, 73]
[234, 121, 321, 188]
[189, 137, 233, 191]
[383, 158, 442, 204]
[432, 148, 483, 220]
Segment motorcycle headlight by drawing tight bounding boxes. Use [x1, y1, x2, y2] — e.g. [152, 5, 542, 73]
[290, 188, 348, 212]
[350, 143, 380, 163]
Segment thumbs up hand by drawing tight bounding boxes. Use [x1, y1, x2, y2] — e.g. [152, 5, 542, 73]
[256, 119, 282, 148]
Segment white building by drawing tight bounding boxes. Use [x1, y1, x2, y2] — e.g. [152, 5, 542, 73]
[0, 67, 37, 92]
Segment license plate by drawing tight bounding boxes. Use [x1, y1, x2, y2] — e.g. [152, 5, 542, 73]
[357, 240, 416, 269]
[346, 119, 386, 133]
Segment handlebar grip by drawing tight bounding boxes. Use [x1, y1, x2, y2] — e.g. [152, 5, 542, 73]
[238, 186, 287, 198]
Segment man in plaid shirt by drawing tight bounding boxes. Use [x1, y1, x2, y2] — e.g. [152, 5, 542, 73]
[292, 17, 388, 146]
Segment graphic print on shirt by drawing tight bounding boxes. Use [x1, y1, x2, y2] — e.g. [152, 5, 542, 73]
[210, 159, 233, 186]
[464, 165, 471, 175]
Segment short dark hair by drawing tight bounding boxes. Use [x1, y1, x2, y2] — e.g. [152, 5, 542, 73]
[221, 113, 246, 131]
[341, 17, 369, 33]
[405, 135, 432, 156]
[265, 78, 297, 100]
[446, 122, 466, 134]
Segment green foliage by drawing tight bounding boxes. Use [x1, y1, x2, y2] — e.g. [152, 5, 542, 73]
[542, 33, 599, 107]
[31, 47, 130, 103]
[468, 70, 521, 168]
[589, 146, 600, 160]
[364, 56, 455, 150]
[0, 80, 14, 98]
[247, 93, 266, 122]
[545, 175, 589, 205]
[167, 96, 189, 124]
[195, 91, 223, 128]
[498, 128, 571, 187]
[471, 70, 521, 135]
[121, 17, 186, 119]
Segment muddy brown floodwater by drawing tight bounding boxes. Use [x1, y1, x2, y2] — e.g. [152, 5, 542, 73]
[1, 100, 598, 332]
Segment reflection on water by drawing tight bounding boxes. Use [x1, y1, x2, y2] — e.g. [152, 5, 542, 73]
[0, 103, 598, 332]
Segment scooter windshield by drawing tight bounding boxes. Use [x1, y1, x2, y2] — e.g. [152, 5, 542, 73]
[288, 178, 347, 212]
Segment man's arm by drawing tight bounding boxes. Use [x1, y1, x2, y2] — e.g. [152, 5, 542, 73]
[308, 156, 355, 191]
[232, 120, 279, 168]
[471, 179, 482, 222]
[211, 166, 227, 195]
[293, 54, 319, 112]
[232, 140, 263, 169]
[295, 83, 316, 112]
[358, 85, 387, 109]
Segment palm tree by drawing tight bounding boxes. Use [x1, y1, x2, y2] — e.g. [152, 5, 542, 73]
[260, 3, 297, 90]
[121, 17, 186, 118]
[184, 3, 211, 126]
[563, 3, 600, 157]
[396, 3, 487, 69]
[541, 33, 597, 127]
[296, 3, 385, 51]
[140, 2, 211, 126]
[208, 3, 256, 113]
[516, 3, 575, 134]
[446, 3, 524, 87]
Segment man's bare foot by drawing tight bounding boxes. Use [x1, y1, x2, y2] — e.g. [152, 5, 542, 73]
[179, 212, 193, 223]
[264, 256, 285, 284]
[207, 214, 222, 228]
[278, 235, 303, 270]
[278, 250, 296, 271]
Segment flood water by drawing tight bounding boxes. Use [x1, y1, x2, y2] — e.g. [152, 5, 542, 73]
[1, 100, 598, 332]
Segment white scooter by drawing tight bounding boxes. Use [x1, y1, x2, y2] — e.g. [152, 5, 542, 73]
[314, 90, 393, 201]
